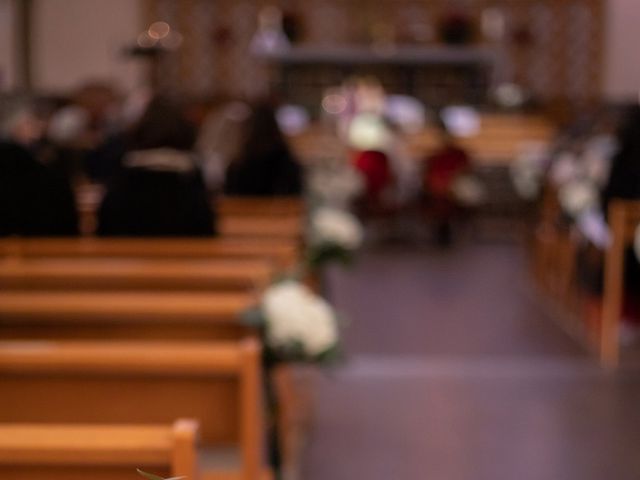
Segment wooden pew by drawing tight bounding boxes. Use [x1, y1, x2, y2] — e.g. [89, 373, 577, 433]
[0, 290, 255, 340]
[77, 184, 305, 239]
[0, 339, 265, 480]
[600, 199, 640, 367]
[218, 216, 303, 241]
[0, 419, 199, 480]
[217, 197, 304, 217]
[0, 237, 298, 269]
[0, 257, 273, 292]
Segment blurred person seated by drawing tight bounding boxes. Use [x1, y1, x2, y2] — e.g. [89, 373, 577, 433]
[41, 82, 123, 183]
[422, 117, 472, 247]
[600, 105, 640, 341]
[224, 100, 303, 197]
[0, 98, 79, 236]
[97, 96, 215, 236]
[569, 105, 640, 344]
[347, 112, 397, 215]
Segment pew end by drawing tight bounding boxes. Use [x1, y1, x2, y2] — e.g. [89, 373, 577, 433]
[0, 339, 266, 480]
[0, 419, 200, 480]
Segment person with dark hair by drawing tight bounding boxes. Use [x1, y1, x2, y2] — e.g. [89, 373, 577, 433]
[96, 96, 215, 236]
[0, 100, 79, 236]
[224, 101, 303, 196]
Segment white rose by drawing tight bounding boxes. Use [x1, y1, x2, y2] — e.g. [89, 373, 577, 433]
[297, 296, 338, 356]
[312, 208, 363, 250]
[510, 143, 548, 199]
[558, 179, 599, 217]
[347, 113, 393, 152]
[309, 167, 365, 207]
[261, 281, 338, 356]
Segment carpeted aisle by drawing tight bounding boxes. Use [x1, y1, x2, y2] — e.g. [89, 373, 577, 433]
[302, 243, 640, 480]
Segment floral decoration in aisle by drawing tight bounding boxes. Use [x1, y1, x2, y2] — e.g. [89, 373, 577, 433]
[308, 164, 365, 209]
[307, 206, 364, 269]
[243, 279, 341, 364]
[510, 142, 550, 200]
[557, 178, 600, 219]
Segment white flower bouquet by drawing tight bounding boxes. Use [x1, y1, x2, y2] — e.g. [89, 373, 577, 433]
[308, 165, 365, 209]
[243, 280, 341, 363]
[557, 178, 600, 219]
[510, 142, 549, 200]
[307, 207, 364, 268]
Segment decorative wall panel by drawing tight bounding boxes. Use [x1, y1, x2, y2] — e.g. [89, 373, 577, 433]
[146, 0, 604, 105]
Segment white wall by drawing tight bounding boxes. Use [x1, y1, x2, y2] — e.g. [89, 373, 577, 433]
[31, 0, 144, 94]
[0, 0, 17, 90]
[604, 0, 640, 101]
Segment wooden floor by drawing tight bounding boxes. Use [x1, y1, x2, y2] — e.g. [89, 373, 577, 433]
[302, 243, 640, 480]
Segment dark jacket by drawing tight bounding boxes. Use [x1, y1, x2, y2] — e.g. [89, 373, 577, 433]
[97, 149, 215, 237]
[0, 141, 78, 236]
[224, 148, 303, 197]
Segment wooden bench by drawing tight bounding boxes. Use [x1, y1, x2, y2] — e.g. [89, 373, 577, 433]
[0, 237, 298, 269]
[0, 257, 273, 292]
[77, 184, 304, 239]
[217, 197, 304, 217]
[0, 339, 265, 480]
[0, 290, 255, 340]
[218, 217, 303, 241]
[600, 199, 640, 367]
[0, 419, 199, 480]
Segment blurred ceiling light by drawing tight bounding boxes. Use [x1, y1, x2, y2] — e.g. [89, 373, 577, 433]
[148, 21, 171, 40]
[137, 32, 157, 48]
[441, 105, 481, 138]
[322, 94, 347, 115]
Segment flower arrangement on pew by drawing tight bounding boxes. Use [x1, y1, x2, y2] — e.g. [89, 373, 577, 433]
[526, 133, 617, 249]
[510, 142, 550, 200]
[308, 163, 364, 209]
[243, 279, 341, 364]
[551, 143, 615, 248]
[307, 206, 364, 269]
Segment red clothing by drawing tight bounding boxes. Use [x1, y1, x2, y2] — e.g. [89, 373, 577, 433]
[424, 145, 470, 219]
[353, 150, 393, 200]
[424, 145, 470, 197]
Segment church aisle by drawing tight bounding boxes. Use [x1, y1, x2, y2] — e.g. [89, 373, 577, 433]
[302, 243, 640, 480]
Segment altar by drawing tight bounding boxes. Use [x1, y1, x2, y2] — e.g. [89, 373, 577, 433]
[257, 45, 501, 110]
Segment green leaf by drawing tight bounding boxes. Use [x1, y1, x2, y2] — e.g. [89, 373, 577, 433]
[306, 242, 354, 271]
[136, 468, 185, 480]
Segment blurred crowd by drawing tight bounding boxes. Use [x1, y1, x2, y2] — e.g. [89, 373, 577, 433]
[0, 83, 304, 237]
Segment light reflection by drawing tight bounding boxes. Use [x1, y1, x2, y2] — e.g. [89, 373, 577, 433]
[322, 94, 347, 115]
[148, 21, 171, 40]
